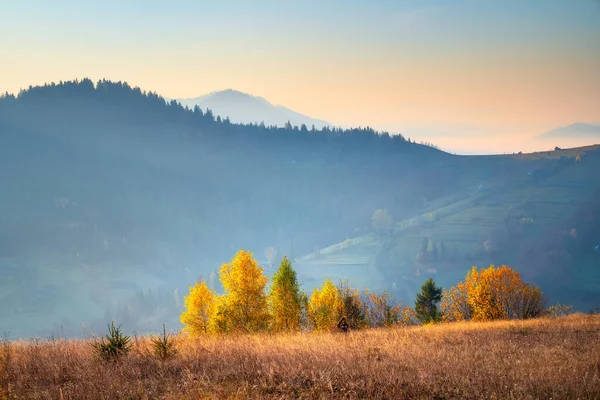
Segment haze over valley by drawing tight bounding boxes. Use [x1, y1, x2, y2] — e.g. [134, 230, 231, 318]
[2, 2, 600, 397]
[1, 79, 600, 338]
[171, 89, 600, 155]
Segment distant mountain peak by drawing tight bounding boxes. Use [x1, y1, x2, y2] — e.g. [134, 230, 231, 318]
[177, 90, 331, 129]
[539, 123, 600, 138]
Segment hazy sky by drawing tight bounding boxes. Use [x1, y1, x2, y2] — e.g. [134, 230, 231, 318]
[1, 0, 599, 153]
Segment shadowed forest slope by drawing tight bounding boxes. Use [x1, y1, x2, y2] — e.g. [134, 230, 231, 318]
[0, 79, 599, 337]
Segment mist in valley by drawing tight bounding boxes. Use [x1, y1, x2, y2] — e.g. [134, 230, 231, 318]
[0, 80, 440, 337]
[1, 80, 600, 339]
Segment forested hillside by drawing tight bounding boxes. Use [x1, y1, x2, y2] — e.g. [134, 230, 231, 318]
[1, 79, 599, 337]
[0, 79, 450, 336]
[0, 79, 448, 266]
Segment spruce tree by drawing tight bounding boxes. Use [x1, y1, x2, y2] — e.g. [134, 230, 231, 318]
[269, 256, 303, 332]
[415, 278, 443, 323]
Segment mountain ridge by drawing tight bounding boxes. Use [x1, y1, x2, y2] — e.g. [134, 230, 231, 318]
[539, 123, 600, 139]
[176, 89, 331, 129]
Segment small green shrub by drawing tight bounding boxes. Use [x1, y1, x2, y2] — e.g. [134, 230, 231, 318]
[92, 322, 132, 361]
[151, 324, 177, 361]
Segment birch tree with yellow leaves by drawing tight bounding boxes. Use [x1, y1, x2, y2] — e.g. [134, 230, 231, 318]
[307, 279, 344, 331]
[180, 281, 214, 335]
[212, 250, 271, 333]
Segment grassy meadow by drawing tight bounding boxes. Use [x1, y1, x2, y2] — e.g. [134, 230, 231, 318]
[1, 314, 599, 399]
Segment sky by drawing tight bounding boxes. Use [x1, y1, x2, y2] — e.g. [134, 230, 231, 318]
[1, 0, 600, 154]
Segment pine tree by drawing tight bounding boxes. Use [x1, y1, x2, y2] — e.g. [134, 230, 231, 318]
[269, 256, 303, 332]
[415, 278, 442, 323]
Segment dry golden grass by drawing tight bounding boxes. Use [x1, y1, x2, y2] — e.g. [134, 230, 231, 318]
[1, 314, 600, 399]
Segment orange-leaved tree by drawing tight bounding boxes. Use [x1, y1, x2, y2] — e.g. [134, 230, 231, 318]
[212, 250, 271, 333]
[180, 281, 214, 335]
[441, 265, 545, 322]
[440, 280, 471, 322]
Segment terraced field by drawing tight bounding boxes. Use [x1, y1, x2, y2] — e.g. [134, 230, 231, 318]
[297, 145, 600, 307]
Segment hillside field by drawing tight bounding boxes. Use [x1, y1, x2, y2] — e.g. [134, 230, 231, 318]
[1, 314, 599, 399]
[297, 145, 600, 309]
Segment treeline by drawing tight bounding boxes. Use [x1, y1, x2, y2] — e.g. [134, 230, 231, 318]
[180, 250, 416, 334]
[0, 78, 414, 152]
[179, 250, 555, 336]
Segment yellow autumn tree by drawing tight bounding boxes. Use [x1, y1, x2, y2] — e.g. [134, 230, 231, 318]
[180, 281, 214, 335]
[441, 265, 545, 322]
[307, 279, 343, 331]
[212, 250, 270, 333]
[207, 294, 229, 333]
[440, 280, 471, 322]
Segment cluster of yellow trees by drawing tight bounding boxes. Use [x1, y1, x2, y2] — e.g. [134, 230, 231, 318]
[180, 250, 550, 336]
[180, 250, 414, 335]
[440, 265, 546, 322]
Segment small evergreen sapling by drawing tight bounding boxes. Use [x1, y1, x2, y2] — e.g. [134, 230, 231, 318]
[91, 322, 132, 361]
[151, 324, 177, 360]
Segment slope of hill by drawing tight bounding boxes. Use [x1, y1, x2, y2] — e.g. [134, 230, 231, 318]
[0, 79, 439, 337]
[177, 89, 331, 129]
[1, 79, 599, 338]
[297, 146, 600, 311]
[539, 123, 600, 139]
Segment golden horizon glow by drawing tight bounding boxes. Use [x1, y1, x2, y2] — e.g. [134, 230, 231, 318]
[1, 0, 599, 154]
